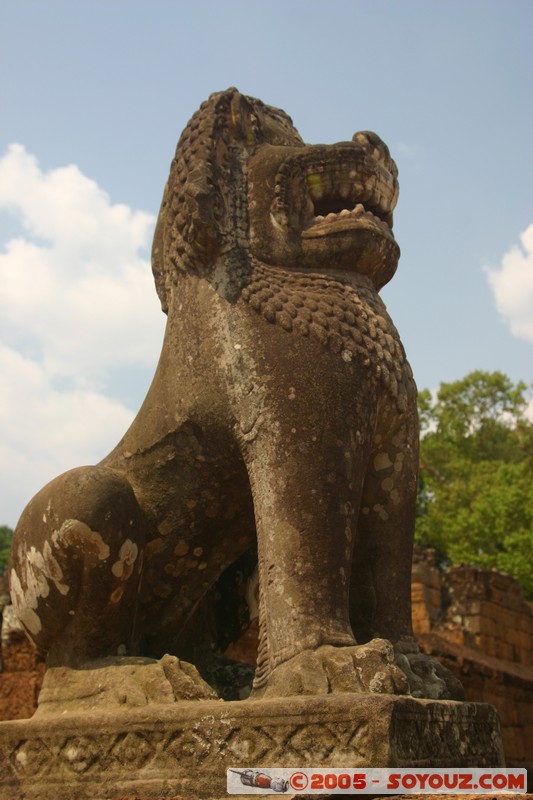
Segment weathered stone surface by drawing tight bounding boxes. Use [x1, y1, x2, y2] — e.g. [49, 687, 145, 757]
[0, 695, 504, 800]
[35, 655, 218, 715]
[7, 88, 457, 703]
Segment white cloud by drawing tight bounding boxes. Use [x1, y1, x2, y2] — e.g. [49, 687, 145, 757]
[0, 144, 166, 526]
[0, 345, 135, 525]
[486, 224, 533, 344]
[0, 144, 164, 381]
[396, 142, 422, 159]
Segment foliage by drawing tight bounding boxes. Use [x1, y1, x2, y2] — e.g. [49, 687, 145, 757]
[415, 371, 533, 599]
[0, 525, 13, 576]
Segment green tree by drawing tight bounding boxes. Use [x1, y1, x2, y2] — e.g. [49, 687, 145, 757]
[416, 371, 533, 598]
[0, 525, 13, 576]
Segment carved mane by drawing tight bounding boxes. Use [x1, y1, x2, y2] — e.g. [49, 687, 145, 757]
[151, 88, 303, 312]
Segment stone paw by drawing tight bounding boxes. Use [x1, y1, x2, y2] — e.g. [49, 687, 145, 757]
[160, 654, 220, 701]
[393, 639, 465, 700]
[35, 654, 219, 715]
[253, 638, 409, 699]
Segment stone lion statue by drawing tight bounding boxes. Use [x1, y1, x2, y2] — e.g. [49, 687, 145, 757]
[9, 89, 461, 706]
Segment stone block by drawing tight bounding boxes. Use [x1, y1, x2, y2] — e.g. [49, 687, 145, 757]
[425, 587, 442, 609]
[412, 562, 441, 591]
[413, 619, 431, 635]
[0, 673, 39, 722]
[463, 615, 482, 634]
[0, 695, 504, 800]
[519, 616, 533, 634]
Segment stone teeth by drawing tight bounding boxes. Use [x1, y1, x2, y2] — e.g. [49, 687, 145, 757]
[272, 210, 289, 230]
[310, 202, 390, 227]
[309, 186, 324, 201]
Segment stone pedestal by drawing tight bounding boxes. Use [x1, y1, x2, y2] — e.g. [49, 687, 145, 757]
[0, 695, 503, 800]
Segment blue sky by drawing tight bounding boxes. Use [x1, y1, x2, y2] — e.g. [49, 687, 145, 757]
[1, 0, 532, 526]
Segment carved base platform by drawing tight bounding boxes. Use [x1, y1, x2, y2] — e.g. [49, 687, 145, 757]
[0, 695, 504, 800]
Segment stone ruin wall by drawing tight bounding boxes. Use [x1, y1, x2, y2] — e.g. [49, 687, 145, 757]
[1, 556, 532, 771]
[0, 578, 44, 721]
[412, 548, 533, 664]
[411, 548, 533, 772]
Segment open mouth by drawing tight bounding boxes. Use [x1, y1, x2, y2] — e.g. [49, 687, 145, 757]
[271, 149, 398, 241]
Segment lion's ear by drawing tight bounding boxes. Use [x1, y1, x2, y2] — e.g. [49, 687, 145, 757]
[153, 90, 261, 299]
[151, 193, 168, 313]
[185, 166, 224, 261]
[227, 92, 261, 148]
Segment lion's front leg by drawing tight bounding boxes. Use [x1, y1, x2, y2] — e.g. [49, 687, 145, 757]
[242, 405, 406, 698]
[350, 407, 464, 701]
[246, 429, 359, 678]
[349, 408, 419, 647]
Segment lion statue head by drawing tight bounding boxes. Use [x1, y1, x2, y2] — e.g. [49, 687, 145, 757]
[152, 88, 400, 311]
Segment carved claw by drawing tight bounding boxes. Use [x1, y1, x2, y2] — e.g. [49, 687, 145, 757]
[252, 638, 409, 699]
[393, 639, 465, 700]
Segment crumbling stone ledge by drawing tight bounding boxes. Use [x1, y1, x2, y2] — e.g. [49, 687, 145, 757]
[0, 694, 503, 800]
